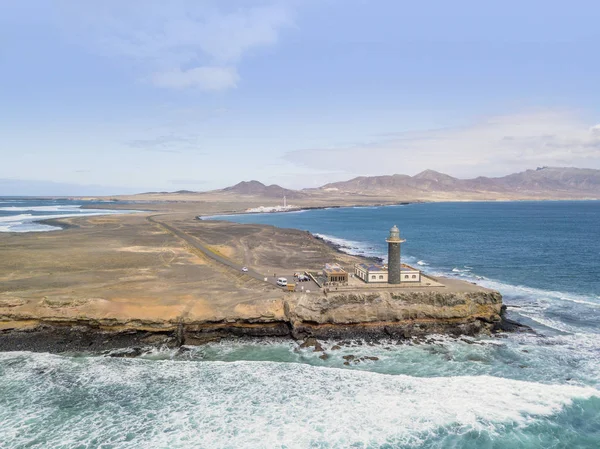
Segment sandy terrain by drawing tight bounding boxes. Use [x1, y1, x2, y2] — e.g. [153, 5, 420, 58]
[0, 212, 283, 326]
[0, 200, 367, 326]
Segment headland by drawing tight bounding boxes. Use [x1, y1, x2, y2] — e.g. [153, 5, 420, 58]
[0, 196, 509, 353]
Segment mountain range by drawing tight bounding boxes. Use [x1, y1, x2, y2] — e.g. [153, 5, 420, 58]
[221, 180, 306, 199]
[316, 167, 600, 195]
[218, 167, 600, 200]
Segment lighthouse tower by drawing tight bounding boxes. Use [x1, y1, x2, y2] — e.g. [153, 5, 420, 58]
[386, 225, 405, 284]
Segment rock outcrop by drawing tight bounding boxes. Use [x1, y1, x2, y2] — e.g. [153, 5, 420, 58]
[284, 289, 503, 339]
[0, 287, 504, 351]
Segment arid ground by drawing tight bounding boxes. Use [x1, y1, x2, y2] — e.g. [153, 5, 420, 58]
[0, 196, 502, 349]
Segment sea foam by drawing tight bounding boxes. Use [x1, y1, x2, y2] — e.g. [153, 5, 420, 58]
[313, 233, 383, 258]
[0, 205, 81, 212]
[0, 353, 597, 449]
[0, 208, 136, 232]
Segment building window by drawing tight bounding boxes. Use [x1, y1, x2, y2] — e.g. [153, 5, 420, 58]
[412, 275, 416, 279]
[371, 275, 376, 280]
[405, 275, 409, 279]
[379, 275, 383, 279]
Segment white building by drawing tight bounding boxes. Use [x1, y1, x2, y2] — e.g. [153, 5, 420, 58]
[354, 263, 421, 284]
[355, 263, 388, 283]
[399, 266, 421, 282]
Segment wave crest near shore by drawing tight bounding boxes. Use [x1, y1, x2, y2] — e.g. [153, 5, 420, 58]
[0, 352, 598, 448]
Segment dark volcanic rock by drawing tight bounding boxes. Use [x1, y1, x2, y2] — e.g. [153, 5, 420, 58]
[107, 347, 144, 358]
[0, 326, 176, 353]
[299, 337, 325, 352]
[299, 337, 318, 348]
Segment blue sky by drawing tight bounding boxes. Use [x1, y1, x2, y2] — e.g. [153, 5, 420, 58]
[1, 0, 600, 195]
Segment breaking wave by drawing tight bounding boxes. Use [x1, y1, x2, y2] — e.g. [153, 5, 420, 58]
[0, 352, 598, 449]
[313, 233, 383, 258]
[0, 205, 82, 212]
[0, 208, 137, 232]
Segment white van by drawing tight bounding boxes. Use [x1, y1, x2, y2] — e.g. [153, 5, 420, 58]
[276, 277, 288, 287]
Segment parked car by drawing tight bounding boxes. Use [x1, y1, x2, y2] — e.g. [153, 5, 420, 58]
[241, 267, 248, 272]
[276, 277, 288, 287]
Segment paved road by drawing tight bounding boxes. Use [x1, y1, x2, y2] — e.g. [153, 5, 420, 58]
[147, 215, 285, 288]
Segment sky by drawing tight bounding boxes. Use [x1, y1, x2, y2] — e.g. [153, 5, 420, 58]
[1, 0, 600, 195]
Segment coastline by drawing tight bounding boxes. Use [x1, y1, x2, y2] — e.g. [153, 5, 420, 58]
[311, 233, 384, 263]
[196, 201, 414, 220]
[36, 217, 78, 231]
[0, 200, 525, 354]
[0, 304, 522, 355]
[0, 199, 143, 234]
[7, 197, 598, 236]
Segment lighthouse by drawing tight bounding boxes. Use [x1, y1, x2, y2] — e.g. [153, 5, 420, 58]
[386, 225, 405, 284]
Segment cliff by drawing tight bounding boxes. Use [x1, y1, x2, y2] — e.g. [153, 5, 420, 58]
[284, 289, 503, 339]
[0, 288, 504, 351]
[0, 213, 507, 353]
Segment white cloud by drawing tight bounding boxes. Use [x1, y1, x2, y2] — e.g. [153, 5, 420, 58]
[285, 110, 600, 177]
[151, 66, 239, 90]
[64, 1, 293, 90]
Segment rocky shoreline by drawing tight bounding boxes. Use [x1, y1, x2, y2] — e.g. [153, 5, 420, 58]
[312, 234, 385, 263]
[0, 288, 529, 354]
[1, 204, 521, 355]
[0, 312, 528, 355]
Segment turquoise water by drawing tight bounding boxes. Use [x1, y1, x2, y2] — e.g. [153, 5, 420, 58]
[1, 201, 600, 448]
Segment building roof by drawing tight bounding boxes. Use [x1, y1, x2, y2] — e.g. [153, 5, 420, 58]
[356, 263, 420, 273]
[323, 263, 347, 274]
[400, 264, 420, 272]
[356, 263, 387, 272]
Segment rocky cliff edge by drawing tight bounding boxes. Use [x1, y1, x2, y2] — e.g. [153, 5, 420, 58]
[0, 288, 504, 350]
[283, 289, 503, 340]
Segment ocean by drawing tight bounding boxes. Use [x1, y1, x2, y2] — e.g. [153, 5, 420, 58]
[0, 198, 131, 233]
[1, 200, 600, 448]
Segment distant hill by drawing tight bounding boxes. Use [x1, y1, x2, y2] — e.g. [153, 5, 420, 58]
[114, 167, 600, 203]
[317, 167, 600, 198]
[221, 180, 306, 199]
